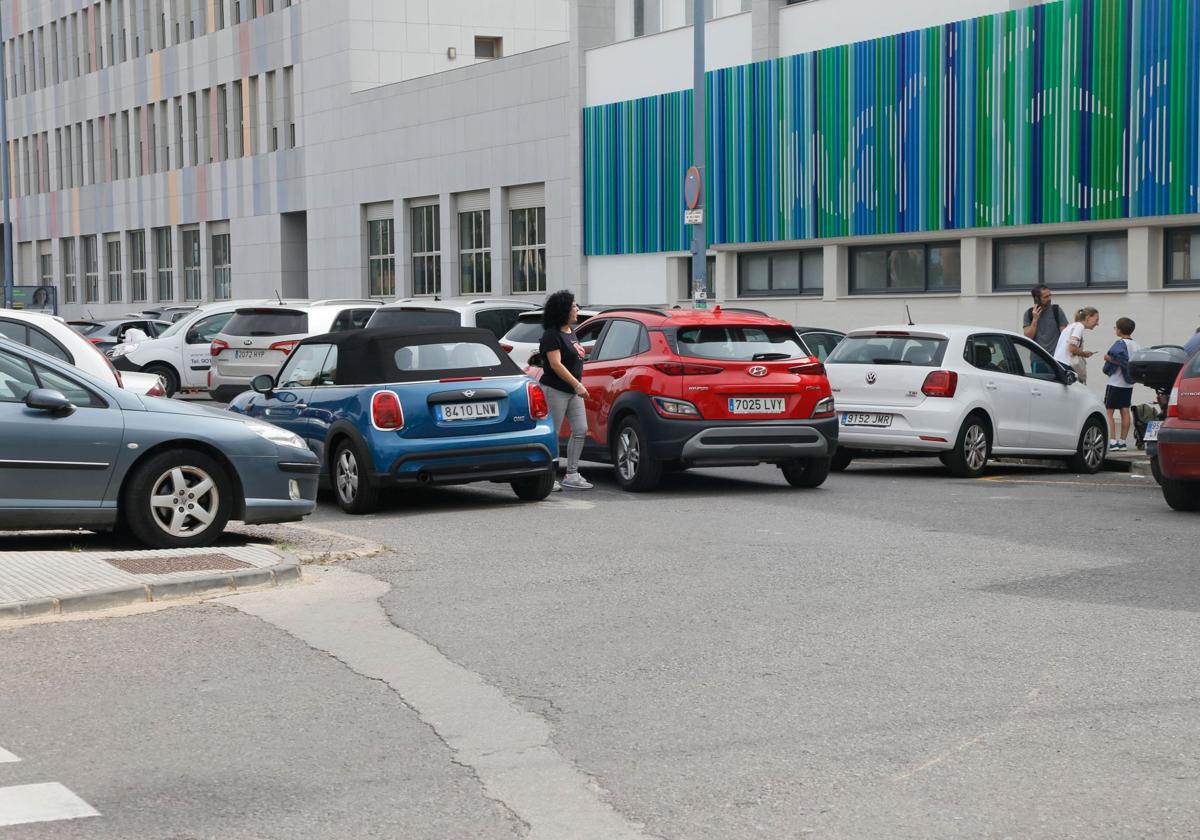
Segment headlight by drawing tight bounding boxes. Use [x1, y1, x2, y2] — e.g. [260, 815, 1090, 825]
[245, 421, 307, 451]
[110, 342, 139, 358]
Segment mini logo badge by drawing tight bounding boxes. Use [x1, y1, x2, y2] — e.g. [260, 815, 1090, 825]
[748, 366, 768, 377]
[866, 371, 878, 384]
[463, 390, 476, 398]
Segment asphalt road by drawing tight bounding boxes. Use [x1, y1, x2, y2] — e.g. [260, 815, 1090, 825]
[3, 457, 1198, 839]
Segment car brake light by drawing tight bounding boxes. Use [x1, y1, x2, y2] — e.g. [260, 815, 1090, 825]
[653, 362, 724, 376]
[211, 338, 230, 357]
[527, 382, 550, 419]
[88, 337, 105, 345]
[371, 390, 404, 430]
[146, 380, 166, 397]
[651, 396, 701, 418]
[789, 359, 826, 377]
[812, 396, 835, 418]
[269, 340, 299, 355]
[500, 342, 514, 353]
[1167, 368, 1183, 418]
[921, 370, 958, 398]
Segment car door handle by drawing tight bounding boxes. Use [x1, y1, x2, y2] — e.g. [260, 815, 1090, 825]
[1030, 389, 1042, 397]
[294, 403, 308, 411]
[985, 382, 998, 391]
[609, 369, 627, 378]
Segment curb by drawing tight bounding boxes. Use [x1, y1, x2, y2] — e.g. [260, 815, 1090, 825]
[995, 455, 1145, 474]
[0, 563, 303, 623]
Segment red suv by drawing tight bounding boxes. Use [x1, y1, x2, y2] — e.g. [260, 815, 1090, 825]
[1158, 351, 1200, 511]
[558, 306, 837, 491]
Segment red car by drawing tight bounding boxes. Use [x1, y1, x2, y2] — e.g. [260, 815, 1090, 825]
[554, 306, 837, 491]
[1158, 351, 1200, 511]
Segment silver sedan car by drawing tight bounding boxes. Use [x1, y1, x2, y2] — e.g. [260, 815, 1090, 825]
[0, 336, 319, 548]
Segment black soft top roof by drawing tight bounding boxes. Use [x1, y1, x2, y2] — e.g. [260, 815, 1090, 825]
[295, 326, 522, 385]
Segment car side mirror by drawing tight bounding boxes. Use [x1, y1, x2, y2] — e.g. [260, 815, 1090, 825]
[251, 374, 276, 395]
[526, 353, 544, 368]
[582, 344, 594, 359]
[1063, 368, 1078, 385]
[25, 388, 75, 414]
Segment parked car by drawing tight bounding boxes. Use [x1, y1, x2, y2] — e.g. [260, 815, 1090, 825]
[527, 306, 837, 492]
[0, 337, 318, 547]
[0, 309, 166, 397]
[795, 327, 845, 361]
[136, 305, 197, 323]
[825, 325, 1108, 477]
[499, 307, 601, 367]
[1157, 351, 1200, 511]
[111, 299, 307, 397]
[69, 318, 172, 351]
[366, 297, 537, 340]
[227, 326, 558, 513]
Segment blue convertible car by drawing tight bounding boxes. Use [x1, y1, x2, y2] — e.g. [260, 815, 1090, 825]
[227, 327, 559, 513]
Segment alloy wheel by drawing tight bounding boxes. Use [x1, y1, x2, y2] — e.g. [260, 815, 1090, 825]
[616, 428, 640, 481]
[149, 466, 219, 537]
[1083, 425, 1106, 470]
[336, 450, 359, 504]
[964, 424, 988, 472]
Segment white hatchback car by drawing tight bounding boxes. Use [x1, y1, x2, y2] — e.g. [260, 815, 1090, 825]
[498, 308, 601, 367]
[0, 309, 166, 396]
[825, 324, 1108, 477]
[366, 297, 537, 341]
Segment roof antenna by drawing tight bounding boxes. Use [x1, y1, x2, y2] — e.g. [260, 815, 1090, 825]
[275, 289, 283, 305]
[905, 304, 915, 326]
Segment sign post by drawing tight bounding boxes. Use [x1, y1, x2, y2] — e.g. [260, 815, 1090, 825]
[688, 0, 708, 310]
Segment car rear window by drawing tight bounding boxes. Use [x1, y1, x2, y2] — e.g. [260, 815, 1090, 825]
[69, 322, 104, 335]
[505, 319, 544, 343]
[395, 342, 503, 372]
[826, 335, 948, 366]
[367, 308, 460, 330]
[674, 325, 808, 361]
[223, 309, 308, 336]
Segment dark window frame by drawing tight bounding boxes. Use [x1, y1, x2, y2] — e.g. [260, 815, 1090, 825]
[849, 242, 962, 295]
[993, 232, 1128, 291]
[737, 249, 822, 298]
[1163, 226, 1200, 289]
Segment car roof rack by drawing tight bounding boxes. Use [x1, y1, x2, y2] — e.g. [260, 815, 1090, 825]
[309, 298, 382, 306]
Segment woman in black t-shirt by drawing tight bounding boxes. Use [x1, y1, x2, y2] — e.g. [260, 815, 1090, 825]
[538, 290, 592, 490]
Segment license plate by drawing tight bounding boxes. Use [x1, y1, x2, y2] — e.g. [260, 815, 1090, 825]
[234, 350, 265, 360]
[842, 412, 892, 427]
[1144, 420, 1162, 442]
[440, 401, 501, 422]
[728, 397, 786, 414]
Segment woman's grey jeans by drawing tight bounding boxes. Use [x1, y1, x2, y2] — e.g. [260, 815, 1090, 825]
[545, 386, 587, 473]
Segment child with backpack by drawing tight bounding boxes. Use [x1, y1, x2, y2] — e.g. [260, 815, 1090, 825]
[1101, 317, 1139, 451]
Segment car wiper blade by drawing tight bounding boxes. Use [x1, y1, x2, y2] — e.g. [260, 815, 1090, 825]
[752, 352, 791, 361]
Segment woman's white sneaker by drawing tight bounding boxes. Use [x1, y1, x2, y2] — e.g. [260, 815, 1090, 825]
[560, 472, 593, 490]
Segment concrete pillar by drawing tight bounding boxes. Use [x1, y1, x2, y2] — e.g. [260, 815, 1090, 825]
[439, 191, 455, 298]
[490, 186, 507, 296]
[960, 236, 986, 297]
[1127, 225, 1158, 292]
[751, 0, 786, 62]
[822, 244, 846, 301]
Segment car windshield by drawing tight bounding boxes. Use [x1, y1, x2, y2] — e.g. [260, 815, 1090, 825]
[800, 331, 843, 362]
[223, 309, 309, 337]
[674, 325, 807, 361]
[159, 310, 205, 339]
[395, 342, 503, 372]
[504, 320, 544, 343]
[826, 335, 948, 366]
[70, 322, 104, 335]
[368, 309, 460, 330]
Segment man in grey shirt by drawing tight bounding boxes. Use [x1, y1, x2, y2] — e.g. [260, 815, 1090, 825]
[1023, 284, 1069, 355]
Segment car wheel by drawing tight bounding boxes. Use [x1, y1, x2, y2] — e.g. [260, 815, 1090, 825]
[1066, 418, 1108, 474]
[944, 416, 990, 478]
[332, 438, 379, 514]
[123, 450, 232, 548]
[1150, 455, 1163, 485]
[1161, 479, 1200, 512]
[780, 456, 832, 488]
[830, 447, 854, 472]
[612, 416, 662, 492]
[144, 363, 179, 397]
[511, 472, 556, 501]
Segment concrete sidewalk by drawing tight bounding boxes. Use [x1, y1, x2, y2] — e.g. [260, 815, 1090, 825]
[0, 538, 301, 621]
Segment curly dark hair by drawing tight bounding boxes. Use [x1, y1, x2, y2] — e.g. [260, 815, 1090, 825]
[541, 290, 575, 330]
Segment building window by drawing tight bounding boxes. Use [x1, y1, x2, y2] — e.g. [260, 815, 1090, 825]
[82, 236, 100, 303]
[510, 207, 546, 293]
[1165, 228, 1200, 287]
[182, 228, 202, 300]
[411, 205, 441, 296]
[106, 238, 122, 302]
[851, 243, 961, 295]
[459, 210, 491, 295]
[212, 232, 231, 300]
[475, 36, 502, 59]
[993, 234, 1126, 291]
[368, 218, 395, 297]
[62, 239, 77, 303]
[154, 226, 173, 301]
[738, 250, 822, 297]
[40, 250, 53, 297]
[129, 230, 147, 301]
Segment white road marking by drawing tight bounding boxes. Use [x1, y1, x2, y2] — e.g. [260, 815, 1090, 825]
[0, 747, 19, 763]
[0, 782, 100, 827]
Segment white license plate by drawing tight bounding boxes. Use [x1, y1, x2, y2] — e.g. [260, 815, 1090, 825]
[440, 401, 501, 422]
[1144, 420, 1162, 442]
[842, 412, 892, 427]
[728, 397, 786, 414]
[234, 349, 266, 360]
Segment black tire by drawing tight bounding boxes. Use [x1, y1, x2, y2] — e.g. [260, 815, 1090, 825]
[1150, 455, 1163, 486]
[830, 447, 854, 472]
[1066, 418, 1108, 474]
[944, 415, 991, 478]
[144, 363, 180, 397]
[612, 416, 663, 492]
[123, 449, 233, 548]
[1161, 479, 1200, 512]
[780, 456, 832, 488]
[332, 438, 380, 514]
[511, 472, 555, 501]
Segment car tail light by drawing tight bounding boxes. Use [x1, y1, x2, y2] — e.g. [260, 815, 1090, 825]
[789, 358, 826, 377]
[812, 396, 835, 418]
[371, 390, 404, 430]
[653, 362, 724, 376]
[211, 338, 230, 357]
[269, 339, 299, 355]
[88, 337, 105, 345]
[500, 341, 514, 353]
[1167, 368, 1184, 418]
[921, 370, 958, 398]
[651, 396, 701, 418]
[85, 340, 124, 388]
[146, 379, 167, 398]
[527, 382, 550, 419]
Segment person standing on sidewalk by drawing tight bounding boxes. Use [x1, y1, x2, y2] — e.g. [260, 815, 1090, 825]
[1023, 284, 1070, 355]
[1053, 307, 1099, 383]
[539, 290, 592, 490]
[1101, 317, 1140, 451]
